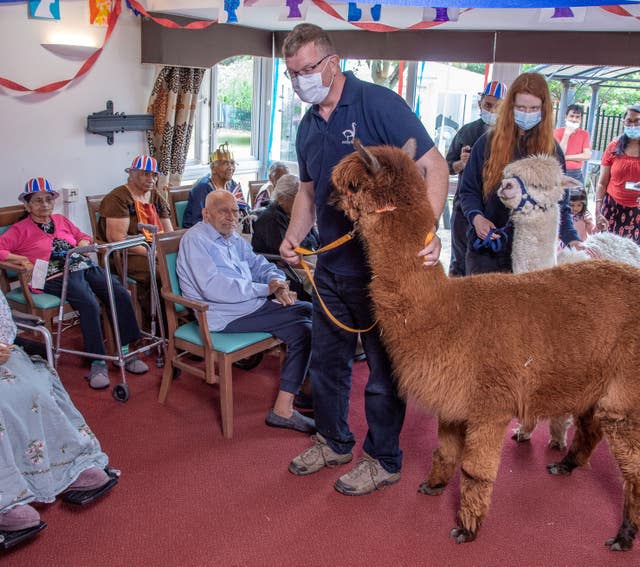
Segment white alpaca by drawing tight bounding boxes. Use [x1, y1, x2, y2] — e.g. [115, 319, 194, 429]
[497, 154, 640, 449]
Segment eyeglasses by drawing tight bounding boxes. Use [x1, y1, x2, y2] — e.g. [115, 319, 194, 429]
[285, 54, 332, 80]
[216, 207, 239, 217]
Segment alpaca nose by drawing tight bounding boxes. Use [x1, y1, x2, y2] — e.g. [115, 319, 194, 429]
[499, 181, 516, 200]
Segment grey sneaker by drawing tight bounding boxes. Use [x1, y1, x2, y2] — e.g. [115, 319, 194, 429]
[114, 356, 149, 374]
[87, 364, 109, 389]
[334, 455, 400, 496]
[288, 433, 352, 476]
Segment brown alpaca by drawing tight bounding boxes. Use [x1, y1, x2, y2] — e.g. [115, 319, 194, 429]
[330, 138, 640, 551]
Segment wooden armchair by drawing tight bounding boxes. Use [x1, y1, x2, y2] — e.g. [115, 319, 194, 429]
[0, 205, 74, 332]
[155, 230, 284, 439]
[248, 179, 268, 208]
[168, 186, 192, 229]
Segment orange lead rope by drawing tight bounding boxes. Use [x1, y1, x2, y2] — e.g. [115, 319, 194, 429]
[294, 229, 436, 334]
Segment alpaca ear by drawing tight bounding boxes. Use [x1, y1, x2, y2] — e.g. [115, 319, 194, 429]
[353, 138, 380, 174]
[401, 138, 417, 160]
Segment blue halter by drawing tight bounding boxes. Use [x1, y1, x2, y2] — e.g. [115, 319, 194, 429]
[472, 225, 511, 253]
[511, 175, 548, 214]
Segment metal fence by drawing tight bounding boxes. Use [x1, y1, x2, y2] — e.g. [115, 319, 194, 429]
[586, 108, 624, 152]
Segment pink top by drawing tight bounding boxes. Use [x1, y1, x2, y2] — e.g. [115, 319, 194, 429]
[0, 214, 92, 264]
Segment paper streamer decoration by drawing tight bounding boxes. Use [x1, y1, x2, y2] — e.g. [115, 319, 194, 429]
[1, 0, 121, 93]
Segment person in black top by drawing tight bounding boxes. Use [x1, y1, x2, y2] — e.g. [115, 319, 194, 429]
[446, 80, 507, 276]
[252, 174, 319, 301]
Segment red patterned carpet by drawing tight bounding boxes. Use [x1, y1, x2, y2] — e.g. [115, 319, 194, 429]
[2, 342, 635, 566]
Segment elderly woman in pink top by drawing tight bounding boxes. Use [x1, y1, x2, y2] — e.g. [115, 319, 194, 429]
[0, 178, 147, 389]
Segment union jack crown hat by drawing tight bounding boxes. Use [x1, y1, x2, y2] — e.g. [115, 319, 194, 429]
[482, 80, 507, 100]
[19, 177, 59, 202]
[125, 155, 159, 174]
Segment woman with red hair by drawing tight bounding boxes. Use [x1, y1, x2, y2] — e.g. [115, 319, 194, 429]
[459, 72, 581, 274]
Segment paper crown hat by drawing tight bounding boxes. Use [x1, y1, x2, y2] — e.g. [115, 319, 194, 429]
[482, 80, 507, 100]
[210, 142, 234, 163]
[19, 177, 59, 202]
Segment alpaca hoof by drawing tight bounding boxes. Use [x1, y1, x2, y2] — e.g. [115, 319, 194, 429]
[546, 462, 572, 476]
[418, 482, 445, 496]
[605, 537, 633, 552]
[547, 439, 566, 451]
[449, 526, 476, 544]
[511, 430, 531, 443]
[605, 518, 637, 551]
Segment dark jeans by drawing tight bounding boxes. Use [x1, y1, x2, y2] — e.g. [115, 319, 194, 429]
[448, 200, 469, 277]
[565, 168, 584, 184]
[310, 264, 406, 473]
[223, 300, 312, 394]
[44, 266, 141, 355]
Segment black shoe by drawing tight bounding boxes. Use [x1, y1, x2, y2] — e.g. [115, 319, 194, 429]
[265, 410, 316, 434]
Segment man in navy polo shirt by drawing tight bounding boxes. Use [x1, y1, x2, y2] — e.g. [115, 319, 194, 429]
[279, 24, 448, 496]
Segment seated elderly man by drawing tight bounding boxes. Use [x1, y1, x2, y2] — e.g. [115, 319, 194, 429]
[182, 142, 248, 229]
[253, 161, 290, 210]
[176, 190, 315, 434]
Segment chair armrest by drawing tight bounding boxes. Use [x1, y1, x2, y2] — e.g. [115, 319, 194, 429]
[161, 289, 208, 312]
[11, 309, 45, 326]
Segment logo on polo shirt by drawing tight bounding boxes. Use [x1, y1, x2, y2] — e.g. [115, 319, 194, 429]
[342, 122, 356, 145]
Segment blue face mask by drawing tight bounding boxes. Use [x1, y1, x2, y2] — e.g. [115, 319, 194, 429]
[480, 109, 497, 126]
[514, 109, 542, 131]
[624, 126, 640, 140]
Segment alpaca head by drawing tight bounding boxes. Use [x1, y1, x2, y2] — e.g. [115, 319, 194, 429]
[497, 155, 576, 217]
[331, 138, 431, 226]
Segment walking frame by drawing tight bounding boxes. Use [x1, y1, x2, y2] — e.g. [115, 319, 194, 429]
[54, 230, 165, 402]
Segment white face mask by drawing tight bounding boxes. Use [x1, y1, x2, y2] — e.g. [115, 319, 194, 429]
[565, 119, 580, 131]
[291, 60, 332, 105]
[481, 109, 497, 126]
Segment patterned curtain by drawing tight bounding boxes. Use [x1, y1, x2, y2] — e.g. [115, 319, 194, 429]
[146, 66, 205, 195]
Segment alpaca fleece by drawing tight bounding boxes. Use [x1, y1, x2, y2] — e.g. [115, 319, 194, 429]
[330, 139, 640, 551]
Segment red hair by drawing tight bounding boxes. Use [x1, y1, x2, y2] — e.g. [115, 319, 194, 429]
[482, 73, 556, 199]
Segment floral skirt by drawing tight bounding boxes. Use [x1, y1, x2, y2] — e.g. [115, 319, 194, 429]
[601, 193, 640, 244]
[0, 348, 108, 512]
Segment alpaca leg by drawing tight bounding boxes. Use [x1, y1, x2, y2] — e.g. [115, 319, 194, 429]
[450, 418, 510, 543]
[597, 408, 640, 551]
[548, 414, 573, 451]
[547, 407, 602, 475]
[511, 417, 536, 443]
[419, 419, 465, 496]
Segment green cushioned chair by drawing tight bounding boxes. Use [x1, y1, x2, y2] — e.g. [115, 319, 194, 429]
[168, 187, 191, 229]
[156, 230, 284, 440]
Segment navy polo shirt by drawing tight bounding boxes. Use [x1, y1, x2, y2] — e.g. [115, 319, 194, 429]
[296, 71, 435, 276]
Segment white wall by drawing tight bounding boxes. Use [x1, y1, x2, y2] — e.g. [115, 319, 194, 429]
[0, 2, 156, 233]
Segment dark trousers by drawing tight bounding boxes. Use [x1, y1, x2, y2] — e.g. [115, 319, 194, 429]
[223, 300, 312, 394]
[309, 264, 406, 473]
[448, 200, 469, 277]
[44, 266, 141, 355]
[465, 249, 512, 275]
